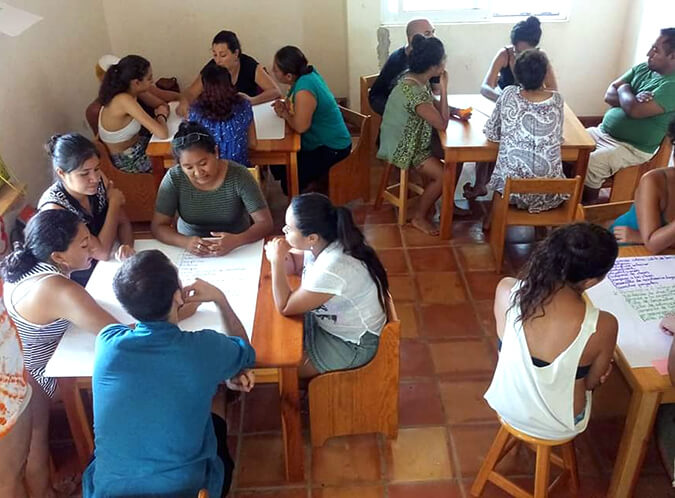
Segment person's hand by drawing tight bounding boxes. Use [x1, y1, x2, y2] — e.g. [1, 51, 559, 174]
[207, 232, 240, 257]
[660, 314, 675, 336]
[439, 69, 449, 89]
[107, 181, 126, 209]
[115, 244, 135, 262]
[599, 360, 614, 385]
[635, 91, 653, 103]
[272, 99, 290, 119]
[186, 236, 215, 257]
[183, 277, 225, 304]
[176, 98, 189, 118]
[154, 103, 170, 118]
[264, 237, 292, 264]
[177, 301, 201, 321]
[225, 369, 255, 392]
[451, 106, 472, 121]
[612, 225, 642, 244]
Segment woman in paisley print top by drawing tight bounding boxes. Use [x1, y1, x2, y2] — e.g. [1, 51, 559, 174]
[378, 35, 450, 236]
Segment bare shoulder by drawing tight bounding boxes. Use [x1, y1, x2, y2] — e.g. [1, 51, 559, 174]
[495, 277, 517, 308]
[40, 203, 65, 211]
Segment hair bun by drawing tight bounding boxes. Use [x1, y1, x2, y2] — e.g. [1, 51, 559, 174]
[410, 33, 426, 50]
[525, 16, 540, 27]
[45, 134, 63, 157]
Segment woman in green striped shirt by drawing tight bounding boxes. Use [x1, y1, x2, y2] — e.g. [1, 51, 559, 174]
[151, 122, 273, 256]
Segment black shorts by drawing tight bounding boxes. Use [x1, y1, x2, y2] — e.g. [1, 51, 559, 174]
[272, 144, 351, 195]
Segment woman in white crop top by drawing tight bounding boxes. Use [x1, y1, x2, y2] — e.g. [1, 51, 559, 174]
[265, 193, 389, 378]
[98, 55, 170, 173]
[484, 223, 619, 440]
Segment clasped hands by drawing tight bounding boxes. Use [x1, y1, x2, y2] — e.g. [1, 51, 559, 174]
[187, 232, 239, 257]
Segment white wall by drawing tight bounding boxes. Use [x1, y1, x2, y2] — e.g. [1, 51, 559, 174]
[347, 0, 631, 116]
[618, 0, 675, 71]
[101, 0, 349, 98]
[0, 0, 112, 206]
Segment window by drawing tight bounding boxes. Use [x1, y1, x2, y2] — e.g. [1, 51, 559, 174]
[381, 0, 570, 24]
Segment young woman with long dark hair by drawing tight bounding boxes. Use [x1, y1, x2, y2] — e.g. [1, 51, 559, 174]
[98, 55, 169, 173]
[188, 64, 256, 166]
[265, 193, 389, 378]
[484, 223, 619, 439]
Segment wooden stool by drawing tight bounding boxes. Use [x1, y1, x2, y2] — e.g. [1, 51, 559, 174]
[470, 419, 579, 498]
[374, 163, 424, 225]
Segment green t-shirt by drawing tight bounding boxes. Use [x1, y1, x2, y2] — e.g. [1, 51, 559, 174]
[289, 69, 351, 151]
[155, 163, 267, 237]
[602, 62, 675, 153]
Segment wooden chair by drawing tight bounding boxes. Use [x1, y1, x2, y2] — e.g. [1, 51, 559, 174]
[601, 135, 673, 202]
[328, 106, 371, 205]
[490, 177, 583, 273]
[373, 164, 424, 225]
[470, 418, 579, 498]
[93, 140, 157, 222]
[360, 74, 381, 156]
[574, 200, 633, 224]
[308, 298, 400, 447]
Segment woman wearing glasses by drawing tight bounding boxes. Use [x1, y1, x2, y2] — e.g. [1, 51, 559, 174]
[150, 122, 273, 256]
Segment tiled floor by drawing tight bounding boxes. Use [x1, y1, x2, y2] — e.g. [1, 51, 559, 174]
[49, 177, 674, 497]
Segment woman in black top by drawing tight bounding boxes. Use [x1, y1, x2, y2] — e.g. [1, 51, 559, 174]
[38, 134, 134, 285]
[178, 30, 281, 116]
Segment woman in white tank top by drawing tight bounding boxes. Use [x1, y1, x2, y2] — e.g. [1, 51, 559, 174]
[98, 55, 170, 173]
[484, 223, 619, 440]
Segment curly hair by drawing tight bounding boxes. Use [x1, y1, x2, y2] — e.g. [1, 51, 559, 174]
[512, 223, 618, 324]
[514, 49, 549, 91]
[191, 64, 243, 121]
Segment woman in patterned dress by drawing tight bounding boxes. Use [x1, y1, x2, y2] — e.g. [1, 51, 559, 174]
[483, 49, 566, 215]
[378, 35, 450, 235]
[1, 210, 118, 497]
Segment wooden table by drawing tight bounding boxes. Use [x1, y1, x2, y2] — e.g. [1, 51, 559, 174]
[606, 245, 675, 497]
[55, 243, 305, 482]
[438, 94, 596, 239]
[146, 125, 301, 196]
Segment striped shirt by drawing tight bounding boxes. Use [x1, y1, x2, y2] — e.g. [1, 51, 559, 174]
[4, 263, 70, 398]
[0, 287, 29, 437]
[155, 163, 267, 237]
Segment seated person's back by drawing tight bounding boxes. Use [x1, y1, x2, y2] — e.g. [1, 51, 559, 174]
[83, 250, 255, 497]
[485, 223, 618, 440]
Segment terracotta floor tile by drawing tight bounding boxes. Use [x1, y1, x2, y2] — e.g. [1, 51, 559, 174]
[399, 381, 446, 426]
[570, 432, 603, 477]
[363, 224, 402, 249]
[474, 300, 497, 336]
[311, 434, 382, 486]
[429, 340, 497, 379]
[396, 302, 418, 338]
[439, 380, 495, 425]
[365, 205, 398, 225]
[503, 243, 534, 275]
[242, 385, 281, 433]
[388, 481, 463, 498]
[589, 371, 631, 419]
[455, 244, 498, 272]
[463, 477, 539, 498]
[401, 225, 451, 248]
[419, 304, 482, 338]
[386, 427, 453, 482]
[633, 475, 675, 497]
[448, 221, 487, 246]
[451, 425, 535, 477]
[377, 248, 409, 275]
[237, 434, 288, 487]
[408, 247, 458, 272]
[311, 484, 384, 498]
[416, 272, 467, 304]
[465, 271, 503, 301]
[236, 489, 307, 498]
[350, 203, 368, 225]
[389, 275, 417, 302]
[399, 340, 435, 378]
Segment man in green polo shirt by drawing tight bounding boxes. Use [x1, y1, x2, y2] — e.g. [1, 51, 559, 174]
[583, 28, 675, 202]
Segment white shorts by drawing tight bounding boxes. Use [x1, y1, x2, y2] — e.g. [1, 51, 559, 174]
[584, 127, 653, 189]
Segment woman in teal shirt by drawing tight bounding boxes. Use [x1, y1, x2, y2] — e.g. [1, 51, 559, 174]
[271, 46, 351, 194]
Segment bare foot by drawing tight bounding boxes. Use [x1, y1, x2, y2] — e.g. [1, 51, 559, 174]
[463, 182, 487, 200]
[411, 217, 440, 236]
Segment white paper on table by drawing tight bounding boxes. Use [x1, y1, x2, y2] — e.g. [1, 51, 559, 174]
[149, 101, 181, 143]
[585, 255, 675, 368]
[0, 2, 42, 36]
[45, 239, 263, 378]
[252, 102, 285, 140]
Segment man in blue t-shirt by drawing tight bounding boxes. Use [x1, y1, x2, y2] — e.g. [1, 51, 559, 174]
[82, 250, 256, 497]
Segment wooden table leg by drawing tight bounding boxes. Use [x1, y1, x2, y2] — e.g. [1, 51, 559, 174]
[279, 366, 304, 481]
[439, 161, 458, 240]
[607, 389, 661, 498]
[149, 155, 167, 190]
[59, 377, 93, 471]
[572, 149, 591, 184]
[288, 153, 300, 198]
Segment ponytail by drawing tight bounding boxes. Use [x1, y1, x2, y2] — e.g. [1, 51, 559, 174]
[291, 194, 390, 313]
[274, 46, 313, 78]
[512, 222, 618, 323]
[0, 210, 82, 283]
[98, 54, 150, 105]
